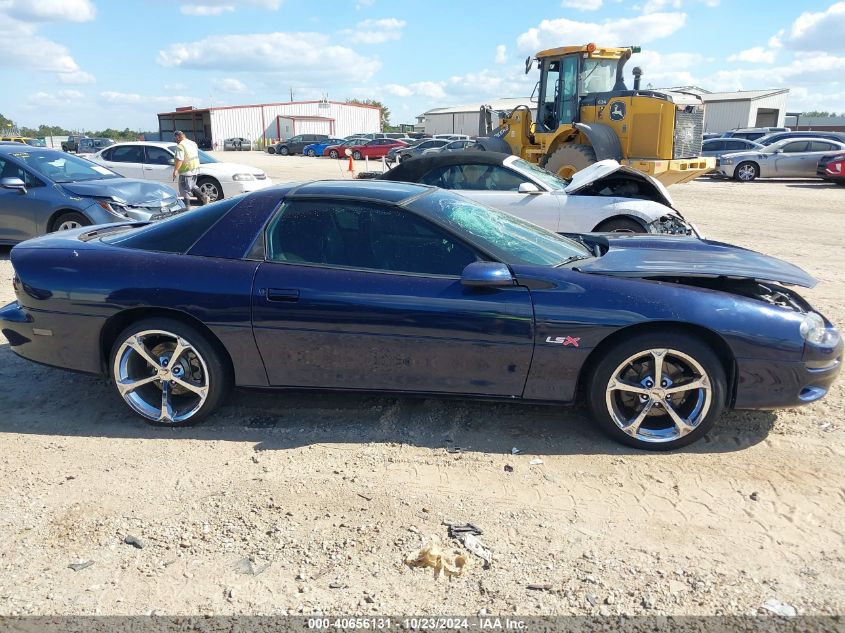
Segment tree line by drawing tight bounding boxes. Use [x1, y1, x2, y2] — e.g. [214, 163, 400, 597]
[1, 113, 141, 140]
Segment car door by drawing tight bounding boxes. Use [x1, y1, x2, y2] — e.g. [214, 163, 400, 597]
[251, 198, 535, 395]
[97, 145, 145, 179]
[0, 158, 50, 242]
[419, 163, 562, 232]
[142, 146, 175, 184]
[772, 141, 809, 176]
[805, 141, 844, 177]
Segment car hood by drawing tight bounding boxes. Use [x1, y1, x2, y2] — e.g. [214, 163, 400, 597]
[60, 178, 179, 205]
[563, 159, 674, 208]
[575, 235, 816, 288]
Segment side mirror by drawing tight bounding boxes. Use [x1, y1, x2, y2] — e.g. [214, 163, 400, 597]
[0, 177, 27, 193]
[773, 148, 783, 154]
[518, 182, 542, 194]
[461, 262, 514, 287]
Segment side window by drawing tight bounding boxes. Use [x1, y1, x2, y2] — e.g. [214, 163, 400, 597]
[724, 141, 746, 150]
[809, 141, 836, 152]
[705, 140, 724, 151]
[145, 146, 174, 165]
[100, 148, 114, 161]
[289, 136, 302, 144]
[0, 159, 43, 188]
[110, 145, 144, 163]
[419, 164, 529, 191]
[266, 201, 477, 276]
[781, 141, 809, 153]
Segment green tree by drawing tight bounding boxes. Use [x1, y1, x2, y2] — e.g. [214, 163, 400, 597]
[346, 98, 391, 129]
[0, 112, 15, 133]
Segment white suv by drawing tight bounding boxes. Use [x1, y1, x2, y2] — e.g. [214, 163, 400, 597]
[90, 141, 272, 202]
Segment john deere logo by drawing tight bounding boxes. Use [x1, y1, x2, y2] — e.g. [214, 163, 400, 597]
[610, 102, 626, 121]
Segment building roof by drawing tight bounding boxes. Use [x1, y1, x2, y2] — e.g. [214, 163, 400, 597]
[422, 97, 534, 116]
[157, 100, 380, 117]
[702, 89, 789, 102]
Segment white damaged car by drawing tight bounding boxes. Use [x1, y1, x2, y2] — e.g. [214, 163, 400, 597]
[374, 151, 697, 236]
[90, 141, 272, 202]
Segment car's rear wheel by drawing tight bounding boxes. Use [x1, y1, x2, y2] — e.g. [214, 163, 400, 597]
[594, 217, 646, 233]
[586, 332, 726, 450]
[279, 146, 289, 156]
[51, 211, 91, 232]
[197, 177, 222, 202]
[267, 146, 276, 155]
[734, 161, 759, 182]
[352, 151, 363, 160]
[329, 149, 339, 159]
[109, 318, 231, 427]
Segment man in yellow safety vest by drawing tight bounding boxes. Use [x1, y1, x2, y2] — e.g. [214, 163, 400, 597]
[172, 130, 209, 207]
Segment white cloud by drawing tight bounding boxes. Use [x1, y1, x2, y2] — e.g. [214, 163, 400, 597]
[58, 70, 95, 84]
[355, 0, 375, 8]
[157, 32, 381, 83]
[624, 50, 707, 88]
[0, 16, 87, 79]
[561, 0, 602, 10]
[727, 46, 776, 64]
[495, 44, 507, 64]
[341, 18, 405, 44]
[0, 0, 95, 22]
[409, 81, 447, 100]
[516, 13, 686, 52]
[174, 0, 282, 14]
[181, 4, 234, 15]
[215, 77, 249, 93]
[641, 0, 681, 13]
[27, 89, 84, 106]
[383, 83, 413, 97]
[706, 53, 845, 91]
[99, 91, 199, 108]
[783, 2, 845, 52]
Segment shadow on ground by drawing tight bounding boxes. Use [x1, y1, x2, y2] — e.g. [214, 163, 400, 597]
[0, 344, 776, 456]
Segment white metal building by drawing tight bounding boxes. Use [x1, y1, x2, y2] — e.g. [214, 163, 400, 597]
[666, 87, 790, 133]
[421, 98, 535, 136]
[157, 100, 381, 147]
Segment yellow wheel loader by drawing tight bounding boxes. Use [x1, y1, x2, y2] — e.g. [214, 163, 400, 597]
[478, 44, 714, 186]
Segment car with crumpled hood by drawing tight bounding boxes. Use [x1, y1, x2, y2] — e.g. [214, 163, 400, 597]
[0, 146, 187, 244]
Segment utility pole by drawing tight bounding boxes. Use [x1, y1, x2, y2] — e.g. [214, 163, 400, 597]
[289, 87, 294, 102]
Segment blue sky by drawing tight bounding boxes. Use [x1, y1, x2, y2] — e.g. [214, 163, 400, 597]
[1, 0, 844, 131]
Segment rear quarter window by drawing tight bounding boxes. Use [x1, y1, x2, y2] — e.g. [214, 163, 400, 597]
[102, 197, 241, 253]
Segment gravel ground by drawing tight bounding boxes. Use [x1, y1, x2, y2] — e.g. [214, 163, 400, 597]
[0, 155, 843, 618]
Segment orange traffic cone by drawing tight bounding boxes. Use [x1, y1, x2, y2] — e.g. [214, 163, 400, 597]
[347, 155, 354, 172]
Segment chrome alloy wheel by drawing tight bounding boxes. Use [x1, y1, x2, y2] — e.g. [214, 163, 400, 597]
[57, 220, 84, 231]
[113, 329, 209, 424]
[199, 181, 220, 201]
[605, 348, 712, 444]
[736, 164, 757, 181]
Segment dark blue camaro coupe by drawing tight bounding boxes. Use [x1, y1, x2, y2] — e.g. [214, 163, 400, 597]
[1, 181, 841, 450]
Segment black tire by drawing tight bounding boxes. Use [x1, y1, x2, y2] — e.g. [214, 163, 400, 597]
[306, 149, 316, 157]
[834, 180, 845, 186]
[51, 211, 92, 233]
[586, 331, 727, 451]
[733, 161, 759, 182]
[398, 154, 410, 163]
[352, 151, 363, 160]
[329, 149, 339, 159]
[279, 146, 290, 156]
[267, 146, 276, 155]
[197, 177, 223, 202]
[594, 217, 647, 233]
[109, 317, 231, 427]
[542, 143, 597, 178]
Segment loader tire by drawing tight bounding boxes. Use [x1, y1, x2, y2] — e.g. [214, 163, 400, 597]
[542, 143, 597, 179]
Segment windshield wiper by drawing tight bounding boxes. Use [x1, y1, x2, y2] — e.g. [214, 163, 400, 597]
[556, 254, 592, 267]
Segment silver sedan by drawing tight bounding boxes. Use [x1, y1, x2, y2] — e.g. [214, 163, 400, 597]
[715, 137, 845, 181]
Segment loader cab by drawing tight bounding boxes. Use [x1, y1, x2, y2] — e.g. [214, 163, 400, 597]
[534, 45, 632, 133]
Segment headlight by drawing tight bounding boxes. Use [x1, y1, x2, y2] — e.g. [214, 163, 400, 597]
[800, 312, 840, 346]
[232, 173, 256, 181]
[721, 157, 734, 165]
[96, 198, 129, 217]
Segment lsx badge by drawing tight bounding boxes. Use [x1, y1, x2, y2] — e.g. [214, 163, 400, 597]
[609, 101, 626, 121]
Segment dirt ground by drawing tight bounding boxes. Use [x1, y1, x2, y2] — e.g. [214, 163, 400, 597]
[0, 154, 843, 618]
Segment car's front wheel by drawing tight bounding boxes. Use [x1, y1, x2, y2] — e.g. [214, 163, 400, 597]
[586, 332, 726, 450]
[594, 217, 646, 233]
[352, 151, 363, 160]
[734, 161, 759, 182]
[267, 146, 276, 155]
[306, 149, 316, 157]
[109, 318, 231, 426]
[329, 149, 339, 159]
[52, 211, 92, 232]
[197, 177, 222, 202]
[279, 146, 289, 156]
